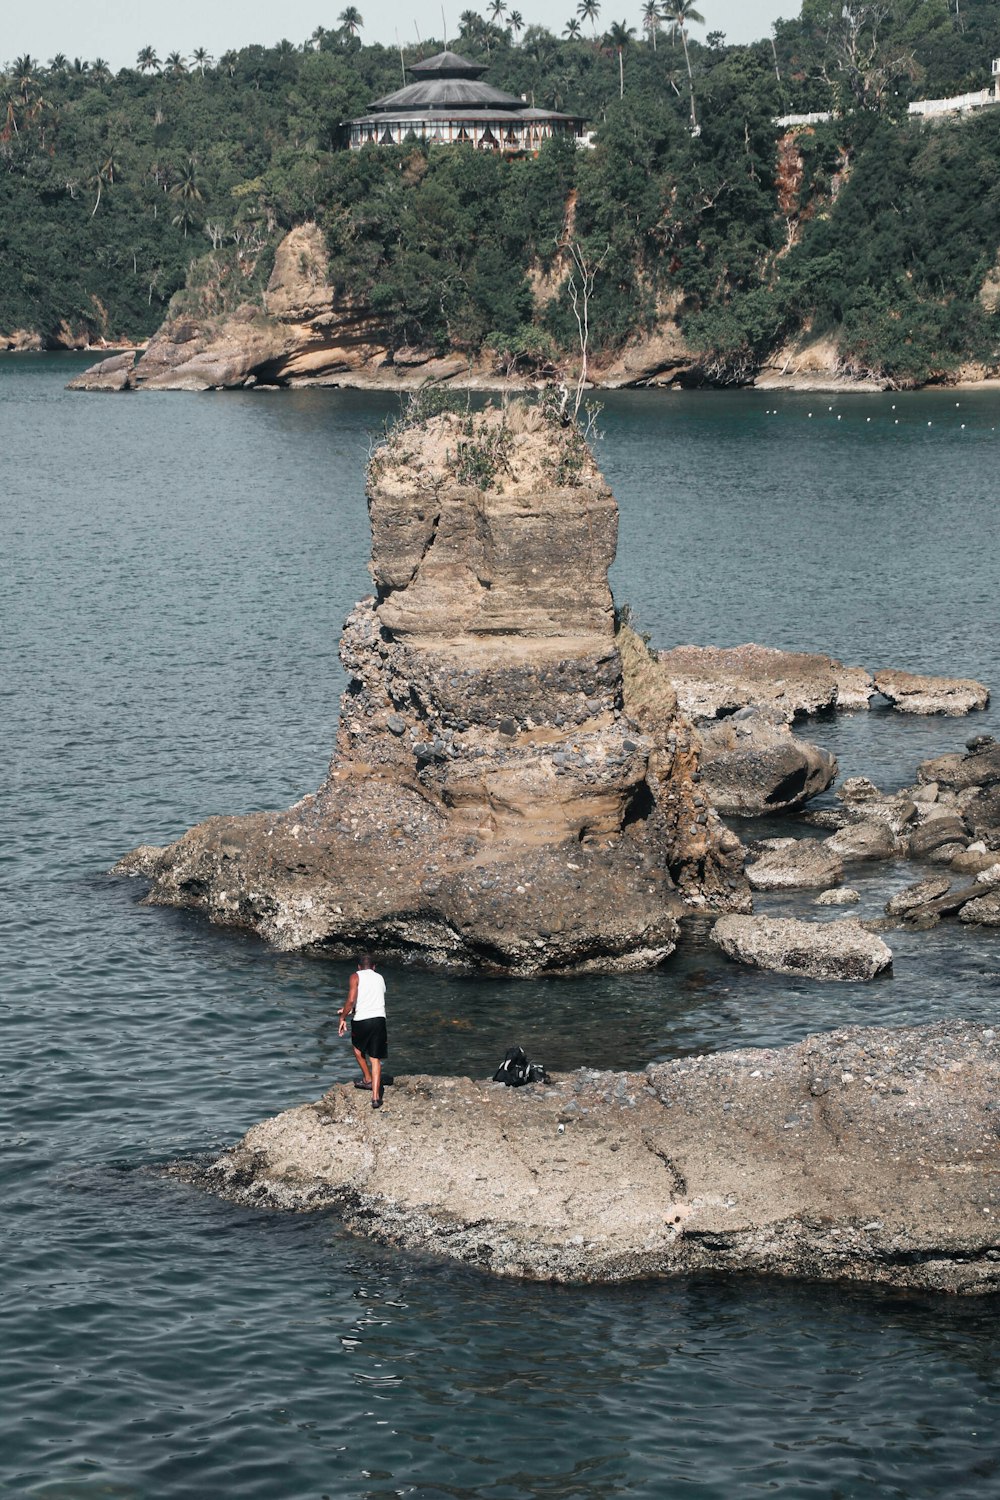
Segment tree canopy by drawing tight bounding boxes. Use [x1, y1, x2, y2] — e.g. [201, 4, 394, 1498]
[1, 3, 999, 382]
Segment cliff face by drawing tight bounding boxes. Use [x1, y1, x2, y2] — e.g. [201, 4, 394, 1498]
[68, 212, 1000, 396]
[115, 402, 746, 974]
[70, 224, 478, 393]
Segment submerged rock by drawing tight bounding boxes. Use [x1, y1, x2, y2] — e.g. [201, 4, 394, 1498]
[182, 1022, 1000, 1293]
[114, 403, 747, 974]
[711, 913, 892, 981]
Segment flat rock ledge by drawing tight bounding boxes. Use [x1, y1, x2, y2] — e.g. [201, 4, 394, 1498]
[180, 1023, 1000, 1293]
[658, 644, 988, 721]
[711, 913, 893, 981]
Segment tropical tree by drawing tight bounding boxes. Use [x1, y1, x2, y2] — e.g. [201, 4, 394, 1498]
[48, 53, 69, 72]
[606, 19, 635, 95]
[12, 55, 38, 104]
[136, 46, 160, 73]
[164, 51, 188, 76]
[219, 50, 238, 77]
[458, 10, 482, 39]
[3, 89, 22, 137]
[641, 0, 661, 49]
[70, 58, 90, 76]
[91, 58, 112, 82]
[489, 0, 507, 24]
[170, 155, 204, 236]
[563, 17, 583, 38]
[508, 9, 524, 38]
[191, 47, 213, 74]
[310, 26, 330, 49]
[664, 0, 703, 130]
[577, 0, 601, 37]
[338, 7, 363, 36]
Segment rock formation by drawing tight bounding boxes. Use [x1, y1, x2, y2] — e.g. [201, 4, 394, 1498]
[745, 837, 844, 892]
[114, 401, 747, 973]
[659, 644, 988, 723]
[181, 1022, 1000, 1293]
[711, 913, 893, 982]
[69, 224, 529, 394]
[658, 643, 873, 720]
[696, 705, 838, 815]
[874, 668, 989, 717]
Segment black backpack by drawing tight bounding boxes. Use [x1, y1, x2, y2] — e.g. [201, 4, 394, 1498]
[492, 1045, 548, 1087]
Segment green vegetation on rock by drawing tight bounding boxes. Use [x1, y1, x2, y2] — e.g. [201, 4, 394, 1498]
[3, 2, 1000, 382]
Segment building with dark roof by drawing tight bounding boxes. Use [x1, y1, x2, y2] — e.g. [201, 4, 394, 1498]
[347, 49, 583, 152]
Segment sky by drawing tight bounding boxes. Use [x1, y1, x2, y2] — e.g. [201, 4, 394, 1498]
[5, 1, 799, 71]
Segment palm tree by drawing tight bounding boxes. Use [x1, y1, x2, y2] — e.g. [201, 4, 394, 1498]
[310, 25, 330, 49]
[508, 9, 524, 38]
[458, 10, 483, 40]
[91, 58, 112, 82]
[137, 46, 160, 73]
[12, 55, 38, 104]
[219, 50, 238, 77]
[489, 0, 507, 24]
[48, 53, 69, 72]
[71, 58, 90, 76]
[641, 0, 661, 50]
[664, 0, 703, 130]
[3, 91, 21, 137]
[339, 7, 363, 35]
[606, 20, 635, 95]
[164, 51, 188, 76]
[170, 155, 204, 236]
[191, 47, 212, 74]
[563, 17, 582, 38]
[577, 0, 601, 37]
[171, 202, 199, 237]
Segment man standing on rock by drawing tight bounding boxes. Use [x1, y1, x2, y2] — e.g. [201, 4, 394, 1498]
[338, 955, 388, 1109]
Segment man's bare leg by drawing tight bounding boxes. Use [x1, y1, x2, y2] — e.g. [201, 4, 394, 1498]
[371, 1056, 383, 1105]
[353, 1045, 372, 1087]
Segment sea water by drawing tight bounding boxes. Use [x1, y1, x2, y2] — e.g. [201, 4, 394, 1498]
[4, 355, 1000, 1497]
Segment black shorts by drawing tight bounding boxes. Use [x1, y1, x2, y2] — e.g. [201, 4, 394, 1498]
[351, 1016, 388, 1060]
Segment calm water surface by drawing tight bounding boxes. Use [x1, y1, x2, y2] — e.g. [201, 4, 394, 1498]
[4, 355, 1000, 1497]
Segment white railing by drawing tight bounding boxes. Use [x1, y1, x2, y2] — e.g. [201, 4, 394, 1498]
[908, 88, 996, 116]
[774, 111, 834, 127]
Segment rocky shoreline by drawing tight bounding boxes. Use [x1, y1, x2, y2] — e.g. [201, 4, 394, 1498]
[64, 222, 1000, 396]
[179, 1021, 1000, 1294]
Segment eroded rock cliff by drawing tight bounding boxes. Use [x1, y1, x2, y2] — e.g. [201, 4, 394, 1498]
[115, 402, 746, 973]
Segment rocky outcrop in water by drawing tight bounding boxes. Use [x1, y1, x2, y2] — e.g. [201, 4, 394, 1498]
[69, 224, 508, 394]
[874, 668, 989, 717]
[658, 644, 873, 720]
[697, 705, 838, 815]
[745, 838, 844, 892]
[711, 913, 893, 981]
[182, 1022, 1000, 1293]
[114, 402, 747, 973]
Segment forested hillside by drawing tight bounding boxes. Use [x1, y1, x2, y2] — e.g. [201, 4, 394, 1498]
[3, 0, 1000, 383]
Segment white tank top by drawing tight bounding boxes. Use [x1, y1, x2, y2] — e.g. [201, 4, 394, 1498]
[354, 969, 386, 1021]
